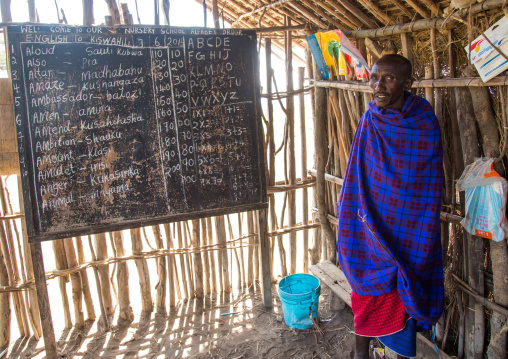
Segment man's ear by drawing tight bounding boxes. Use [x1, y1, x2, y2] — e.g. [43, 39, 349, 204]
[404, 78, 413, 90]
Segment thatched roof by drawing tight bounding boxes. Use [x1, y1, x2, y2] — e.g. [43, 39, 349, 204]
[198, 0, 451, 32]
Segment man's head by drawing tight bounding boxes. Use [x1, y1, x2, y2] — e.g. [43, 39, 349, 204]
[369, 54, 413, 110]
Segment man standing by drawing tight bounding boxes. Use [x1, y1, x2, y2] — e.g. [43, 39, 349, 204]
[336, 54, 444, 358]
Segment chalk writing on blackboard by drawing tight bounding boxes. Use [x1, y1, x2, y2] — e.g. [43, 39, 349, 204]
[7, 25, 266, 242]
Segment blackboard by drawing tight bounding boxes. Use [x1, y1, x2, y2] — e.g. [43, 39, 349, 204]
[7, 24, 267, 242]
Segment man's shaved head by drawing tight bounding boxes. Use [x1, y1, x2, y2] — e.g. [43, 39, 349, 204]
[369, 54, 413, 110]
[375, 54, 412, 80]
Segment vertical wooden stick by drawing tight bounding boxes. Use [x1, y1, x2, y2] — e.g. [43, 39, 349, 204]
[215, 216, 230, 293]
[112, 231, 133, 321]
[246, 212, 254, 286]
[176, 223, 188, 298]
[87, 236, 110, 331]
[257, 209, 272, 307]
[183, 222, 195, 297]
[130, 228, 153, 312]
[201, 219, 211, 295]
[424, 66, 434, 105]
[30, 242, 58, 358]
[266, 39, 276, 282]
[0, 194, 29, 338]
[455, 86, 484, 359]
[163, 223, 177, 305]
[298, 67, 309, 273]
[237, 213, 246, 287]
[82, 0, 94, 25]
[252, 211, 260, 281]
[52, 239, 72, 329]
[285, 17, 297, 275]
[75, 237, 96, 321]
[93, 233, 114, 315]
[212, 0, 219, 28]
[153, 225, 167, 313]
[0, 238, 10, 347]
[62, 238, 84, 328]
[206, 217, 217, 292]
[192, 219, 204, 298]
[226, 215, 242, 289]
[15, 176, 42, 338]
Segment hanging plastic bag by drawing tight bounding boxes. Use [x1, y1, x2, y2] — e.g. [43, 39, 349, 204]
[456, 158, 508, 241]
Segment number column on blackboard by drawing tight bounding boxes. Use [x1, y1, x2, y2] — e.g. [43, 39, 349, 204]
[168, 38, 198, 211]
[150, 43, 180, 213]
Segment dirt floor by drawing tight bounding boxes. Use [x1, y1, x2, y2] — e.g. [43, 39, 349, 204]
[5, 285, 441, 359]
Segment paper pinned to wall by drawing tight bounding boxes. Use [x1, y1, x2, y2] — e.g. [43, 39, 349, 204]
[306, 30, 369, 80]
[465, 14, 508, 82]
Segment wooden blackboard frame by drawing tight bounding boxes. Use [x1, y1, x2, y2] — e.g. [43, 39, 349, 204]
[7, 24, 268, 243]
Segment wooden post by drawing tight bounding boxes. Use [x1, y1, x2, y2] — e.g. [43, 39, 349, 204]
[112, 231, 133, 321]
[310, 60, 322, 265]
[93, 233, 114, 315]
[163, 223, 177, 306]
[0, 237, 10, 347]
[206, 217, 217, 292]
[314, 66, 336, 255]
[212, 0, 220, 29]
[62, 238, 84, 328]
[30, 242, 58, 358]
[26, 0, 37, 22]
[175, 222, 188, 298]
[16, 176, 42, 338]
[130, 228, 153, 311]
[266, 38, 277, 281]
[0, 0, 11, 22]
[52, 239, 72, 329]
[398, 16, 413, 64]
[182, 222, 195, 296]
[104, 0, 121, 24]
[215, 216, 230, 293]
[192, 219, 204, 298]
[286, 17, 297, 275]
[82, 0, 94, 25]
[247, 212, 255, 285]
[455, 86, 484, 359]
[424, 66, 434, 105]
[200, 219, 211, 294]
[298, 67, 309, 273]
[237, 214, 246, 287]
[87, 236, 110, 331]
[257, 209, 272, 307]
[75, 237, 95, 321]
[153, 225, 167, 313]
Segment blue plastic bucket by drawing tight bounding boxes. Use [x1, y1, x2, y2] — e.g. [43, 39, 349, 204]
[278, 273, 321, 329]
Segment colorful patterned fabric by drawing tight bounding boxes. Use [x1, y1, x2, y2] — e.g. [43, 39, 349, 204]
[352, 289, 409, 336]
[336, 92, 444, 331]
[379, 318, 417, 358]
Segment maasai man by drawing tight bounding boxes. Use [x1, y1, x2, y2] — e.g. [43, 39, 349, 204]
[336, 54, 444, 359]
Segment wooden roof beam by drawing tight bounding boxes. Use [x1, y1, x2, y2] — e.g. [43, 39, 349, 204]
[355, 0, 394, 25]
[418, 0, 441, 16]
[333, 0, 378, 28]
[309, 2, 354, 30]
[320, 0, 364, 28]
[316, 0, 363, 29]
[288, 1, 329, 29]
[391, 0, 415, 19]
[403, 0, 431, 18]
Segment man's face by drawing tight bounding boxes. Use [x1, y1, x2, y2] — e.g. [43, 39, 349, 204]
[369, 61, 412, 110]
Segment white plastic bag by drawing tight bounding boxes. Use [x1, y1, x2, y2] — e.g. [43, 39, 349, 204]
[456, 158, 508, 241]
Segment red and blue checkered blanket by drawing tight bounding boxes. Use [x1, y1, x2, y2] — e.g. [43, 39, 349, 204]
[336, 92, 444, 330]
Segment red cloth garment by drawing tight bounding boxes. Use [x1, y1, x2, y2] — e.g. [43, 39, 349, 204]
[351, 289, 410, 337]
